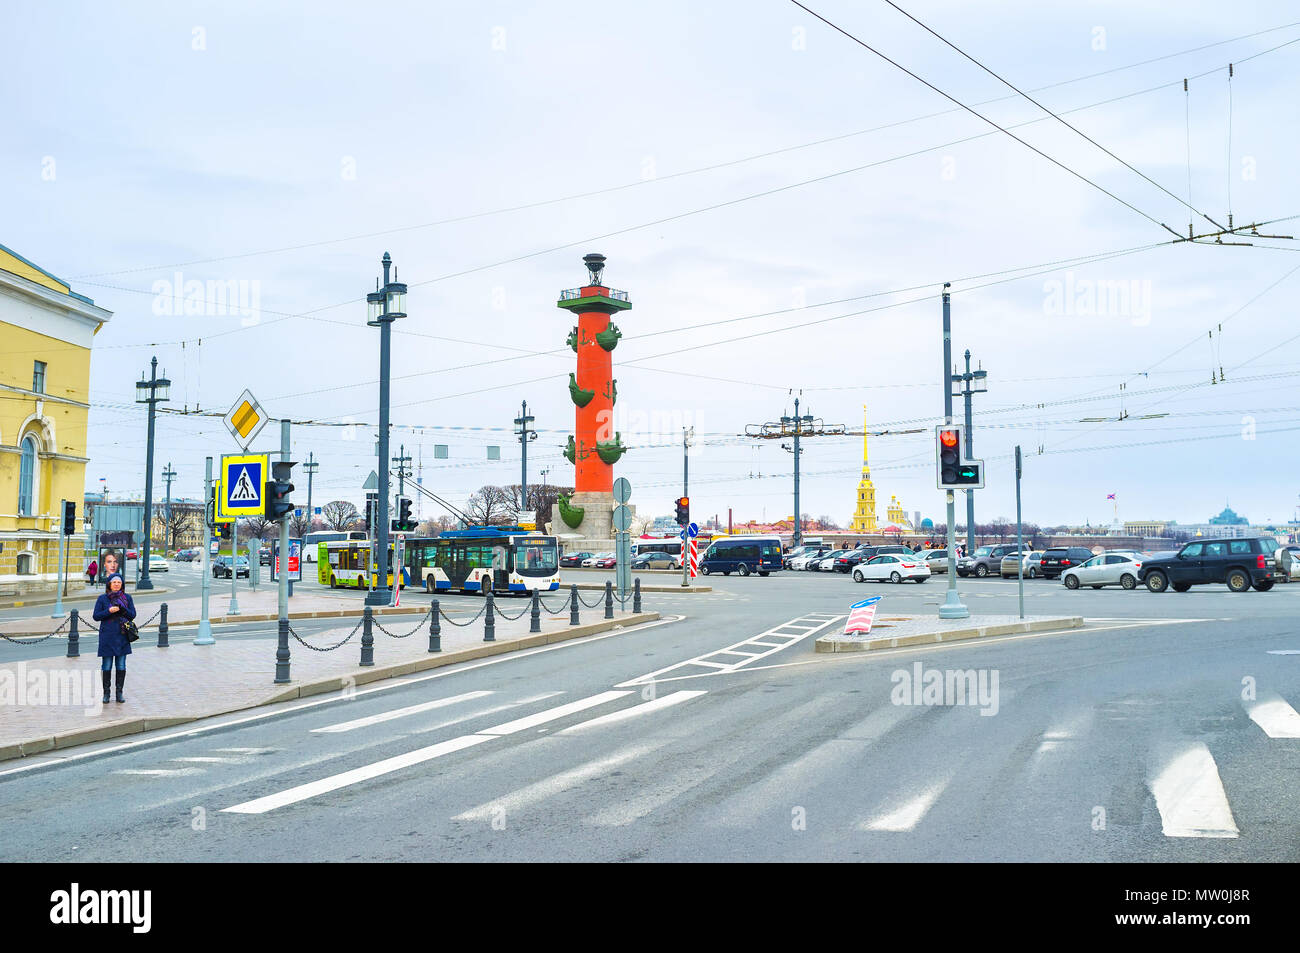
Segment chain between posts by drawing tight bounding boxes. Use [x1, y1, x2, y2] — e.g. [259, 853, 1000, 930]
[577, 590, 606, 609]
[371, 607, 433, 639]
[492, 601, 532, 621]
[288, 617, 365, 652]
[537, 592, 572, 614]
[0, 614, 71, 645]
[437, 603, 488, 627]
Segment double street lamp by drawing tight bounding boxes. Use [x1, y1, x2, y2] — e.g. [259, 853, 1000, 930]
[365, 252, 407, 606]
[134, 356, 170, 591]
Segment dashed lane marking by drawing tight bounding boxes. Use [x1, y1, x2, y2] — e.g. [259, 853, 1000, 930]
[311, 690, 494, 734]
[559, 691, 707, 733]
[1246, 696, 1300, 738]
[1148, 743, 1239, 839]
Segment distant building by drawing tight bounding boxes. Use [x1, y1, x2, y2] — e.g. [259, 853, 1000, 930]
[847, 410, 877, 532]
[1124, 520, 1170, 537]
[1208, 505, 1248, 526]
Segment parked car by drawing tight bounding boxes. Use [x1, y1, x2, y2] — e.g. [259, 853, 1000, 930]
[582, 552, 614, 567]
[999, 550, 1044, 578]
[1140, 538, 1285, 592]
[921, 548, 950, 573]
[957, 544, 1019, 578]
[815, 550, 848, 571]
[173, 548, 200, 562]
[125, 550, 137, 560]
[1038, 547, 1098, 580]
[790, 548, 831, 570]
[259, 547, 272, 566]
[833, 550, 870, 573]
[852, 553, 931, 584]
[148, 554, 170, 573]
[1061, 551, 1147, 590]
[783, 545, 815, 569]
[699, 536, 783, 576]
[561, 552, 594, 568]
[213, 555, 251, 579]
[595, 554, 619, 569]
[632, 551, 678, 569]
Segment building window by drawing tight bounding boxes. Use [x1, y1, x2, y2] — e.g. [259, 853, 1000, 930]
[33, 361, 47, 394]
[16, 552, 35, 575]
[18, 435, 37, 516]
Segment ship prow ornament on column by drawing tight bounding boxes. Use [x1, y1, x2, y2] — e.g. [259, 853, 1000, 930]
[556, 253, 634, 546]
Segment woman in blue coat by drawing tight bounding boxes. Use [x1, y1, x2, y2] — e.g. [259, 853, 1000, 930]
[93, 573, 137, 703]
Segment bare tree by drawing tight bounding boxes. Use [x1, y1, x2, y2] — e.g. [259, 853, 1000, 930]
[503, 483, 572, 526]
[465, 485, 513, 525]
[159, 503, 200, 550]
[243, 515, 272, 542]
[321, 500, 360, 531]
[289, 511, 312, 539]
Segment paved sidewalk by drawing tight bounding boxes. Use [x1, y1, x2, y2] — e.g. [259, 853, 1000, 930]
[0, 601, 660, 761]
[815, 613, 1084, 652]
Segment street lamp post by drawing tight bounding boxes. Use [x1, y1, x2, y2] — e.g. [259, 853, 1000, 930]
[134, 357, 170, 591]
[952, 350, 988, 555]
[365, 253, 407, 606]
[939, 286, 969, 620]
[780, 399, 814, 549]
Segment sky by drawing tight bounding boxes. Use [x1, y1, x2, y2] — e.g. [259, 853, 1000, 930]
[6, 0, 1300, 530]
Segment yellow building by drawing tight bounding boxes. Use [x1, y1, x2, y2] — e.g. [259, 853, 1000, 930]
[885, 495, 914, 532]
[0, 243, 111, 598]
[848, 408, 878, 532]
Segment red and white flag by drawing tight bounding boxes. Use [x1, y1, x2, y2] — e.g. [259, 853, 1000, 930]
[844, 596, 882, 636]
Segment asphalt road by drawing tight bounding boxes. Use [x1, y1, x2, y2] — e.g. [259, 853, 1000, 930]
[3, 568, 1298, 862]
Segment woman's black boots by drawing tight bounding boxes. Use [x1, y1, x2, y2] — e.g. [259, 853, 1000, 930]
[115, 670, 126, 703]
[101, 670, 112, 704]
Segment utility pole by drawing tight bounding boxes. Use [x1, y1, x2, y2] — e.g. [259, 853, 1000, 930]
[514, 401, 536, 525]
[681, 426, 694, 588]
[133, 356, 170, 591]
[304, 452, 319, 536]
[392, 443, 412, 500]
[940, 285, 969, 619]
[745, 394, 842, 550]
[952, 349, 988, 555]
[161, 462, 177, 552]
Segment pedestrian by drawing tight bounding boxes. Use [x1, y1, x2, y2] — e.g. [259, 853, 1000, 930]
[93, 572, 137, 703]
[85, 558, 98, 586]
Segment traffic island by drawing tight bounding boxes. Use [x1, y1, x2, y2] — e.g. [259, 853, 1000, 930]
[815, 614, 1084, 653]
[571, 582, 712, 593]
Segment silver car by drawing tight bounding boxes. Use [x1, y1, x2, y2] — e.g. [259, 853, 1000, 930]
[922, 548, 949, 573]
[1061, 551, 1146, 590]
[999, 551, 1043, 578]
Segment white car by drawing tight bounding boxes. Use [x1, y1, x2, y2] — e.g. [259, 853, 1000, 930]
[582, 552, 614, 567]
[813, 550, 847, 571]
[853, 553, 931, 584]
[1061, 551, 1146, 590]
[148, 555, 170, 573]
[789, 549, 828, 571]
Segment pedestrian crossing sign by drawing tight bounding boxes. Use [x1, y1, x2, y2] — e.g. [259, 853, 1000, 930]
[218, 453, 268, 519]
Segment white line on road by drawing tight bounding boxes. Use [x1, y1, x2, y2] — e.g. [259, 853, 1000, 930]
[168, 756, 248, 764]
[211, 747, 278, 754]
[559, 691, 706, 733]
[1148, 744, 1239, 838]
[860, 779, 950, 832]
[310, 690, 494, 734]
[115, 768, 205, 777]
[1246, 697, 1300, 738]
[476, 691, 631, 736]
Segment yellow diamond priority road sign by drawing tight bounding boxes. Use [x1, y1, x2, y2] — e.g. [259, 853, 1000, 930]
[224, 389, 268, 449]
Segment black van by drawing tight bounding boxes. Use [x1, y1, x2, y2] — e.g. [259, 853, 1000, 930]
[700, 536, 783, 576]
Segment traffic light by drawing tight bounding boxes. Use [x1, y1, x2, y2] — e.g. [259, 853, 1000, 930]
[391, 496, 415, 533]
[935, 424, 984, 489]
[675, 496, 690, 525]
[266, 460, 296, 521]
[364, 492, 378, 533]
[217, 522, 233, 541]
[62, 500, 76, 536]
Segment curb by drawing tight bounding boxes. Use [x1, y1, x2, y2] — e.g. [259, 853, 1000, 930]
[0, 611, 661, 763]
[571, 583, 712, 593]
[814, 616, 1085, 653]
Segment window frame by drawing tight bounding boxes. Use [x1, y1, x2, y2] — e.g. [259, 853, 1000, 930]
[17, 434, 37, 516]
[32, 360, 47, 394]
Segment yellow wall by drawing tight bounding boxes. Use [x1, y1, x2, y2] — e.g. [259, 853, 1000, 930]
[0, 247, 70, 296]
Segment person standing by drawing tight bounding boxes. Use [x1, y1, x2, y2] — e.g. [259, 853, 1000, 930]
[85, 558, 98, 587]
[93, 573, 136, 703]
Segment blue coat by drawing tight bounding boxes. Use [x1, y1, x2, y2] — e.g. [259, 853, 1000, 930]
[94, 593, 137, 657]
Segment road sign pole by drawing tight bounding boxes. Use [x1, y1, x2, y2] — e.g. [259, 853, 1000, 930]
[228, 516, 240, 616]
[275, 419, 292, 683]
[196, 457, 215, 644]
[51, 499, 66, 618]
[1016, 445, 1024, 621]
[939, 285, 969, 620]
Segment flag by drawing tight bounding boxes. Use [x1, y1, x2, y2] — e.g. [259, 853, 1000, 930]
[1107, 493, 1116, 500]
[845, 596, 882, 636]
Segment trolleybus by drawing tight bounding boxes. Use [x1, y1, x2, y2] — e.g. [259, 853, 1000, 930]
[405, 526, 560, 594]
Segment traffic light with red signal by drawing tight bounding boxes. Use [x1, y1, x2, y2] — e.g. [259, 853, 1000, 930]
[675, 496, 690, 525]
[935, 424, 984, 489]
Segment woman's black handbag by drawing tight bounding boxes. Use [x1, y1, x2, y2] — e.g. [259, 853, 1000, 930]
[120, 617, 139, 643]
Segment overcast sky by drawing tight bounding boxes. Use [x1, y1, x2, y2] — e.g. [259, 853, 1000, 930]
[7, 0, 1300, 529]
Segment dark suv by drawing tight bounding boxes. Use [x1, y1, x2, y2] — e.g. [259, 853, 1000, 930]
[1140, 538, 1282, 593]
[1038, 547, 1096, 580]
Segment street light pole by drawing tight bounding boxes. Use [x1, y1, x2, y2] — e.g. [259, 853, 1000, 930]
[514, 401, 536, 524]
[952, 350, 987, 556]
[161, 462, 176, 552]
[939, 286, 969, 620]
[365, 253, 407, 606]
[133, 356, 170, 591]
[681, 426, 694, 588]
[304, 452, 318, 536]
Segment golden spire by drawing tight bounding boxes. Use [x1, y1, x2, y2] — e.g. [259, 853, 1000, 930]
[862, 404, 870, 474]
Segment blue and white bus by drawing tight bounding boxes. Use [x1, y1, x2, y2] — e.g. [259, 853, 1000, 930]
[405, 527, 560, 594]
[304, 530, 367, 562]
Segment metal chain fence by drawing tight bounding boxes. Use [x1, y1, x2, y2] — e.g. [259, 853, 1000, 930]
[437, 603, 489, 627]
[289, 617, 365, 652]
[492, 600, 532, 621]
[0, 614, 72, 645]
[577, 590, 607, 609]
[538, 592, 572, 614]
[135, 608, 163, 630]
[372, 607, 433, 639]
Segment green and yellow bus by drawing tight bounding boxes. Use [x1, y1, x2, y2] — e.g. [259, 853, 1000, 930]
[405, 527, 560, 594]
[317, 539, 408, 590]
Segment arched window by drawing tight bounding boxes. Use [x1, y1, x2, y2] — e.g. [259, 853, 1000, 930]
[18, 435, 37, 516]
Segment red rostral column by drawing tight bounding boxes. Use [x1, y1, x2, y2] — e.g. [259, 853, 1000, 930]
[558, 253, 631, 494]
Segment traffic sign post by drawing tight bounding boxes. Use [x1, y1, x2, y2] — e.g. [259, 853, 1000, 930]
[196, 456, 215, 645]
[613, 502, 632, 606]
[218, 454, 268, 520]
[224, 389, 268, 449]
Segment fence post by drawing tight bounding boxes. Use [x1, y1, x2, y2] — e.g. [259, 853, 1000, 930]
[604, 580, 614, 619]
[66, 609, 79, 658]
[157, 602, 169, 647]
[484, 592, 496, 642]
[428, 599, 441, 653]
[570, 584, 580, 626]
[530, 590, 541, 633]
[633, 577, 642, 613]
[360, 606, 374, 666]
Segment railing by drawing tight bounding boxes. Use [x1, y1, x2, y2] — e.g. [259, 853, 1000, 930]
[559, 287, 630, 302]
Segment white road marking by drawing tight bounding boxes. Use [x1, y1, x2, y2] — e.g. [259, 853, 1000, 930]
[861, 780, 949, 832]
[559, 691, 706, 733]
[169, 756, 248, 764]
[1246, 697, 1300, 738]
[452, 742, 664, 821]
[311, 690, 494, 733]
[1148, 744, 1239, 838]
[211, 747, 278, 754]
[1266, 650, 1300, 655]
[477, 691, 631, 736]
[115, 768, 204, 777]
